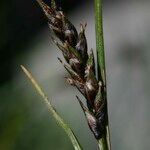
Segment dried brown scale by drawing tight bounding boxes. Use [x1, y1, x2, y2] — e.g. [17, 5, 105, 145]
[37, 0, 107, 139]
[76, 24, 88, 63]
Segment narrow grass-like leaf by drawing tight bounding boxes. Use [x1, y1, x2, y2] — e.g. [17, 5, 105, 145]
[21, 65, 82, 150]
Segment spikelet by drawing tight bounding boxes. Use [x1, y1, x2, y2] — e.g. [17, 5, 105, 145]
[37, 0, 107, 139]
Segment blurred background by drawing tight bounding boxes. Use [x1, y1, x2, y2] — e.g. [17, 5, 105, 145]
[0, 0, 150, 149]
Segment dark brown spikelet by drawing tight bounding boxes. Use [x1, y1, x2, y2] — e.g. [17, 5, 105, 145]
[37, 0, 107, 139]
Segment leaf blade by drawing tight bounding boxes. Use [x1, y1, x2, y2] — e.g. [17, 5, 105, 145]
[21, 65, 82, 150]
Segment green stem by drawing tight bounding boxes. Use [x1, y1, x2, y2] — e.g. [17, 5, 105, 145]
[98, 136, 108, 150]
[21, 65, 82, 150]
[94, 0, 111, 150]
[94, 0, 105, 83]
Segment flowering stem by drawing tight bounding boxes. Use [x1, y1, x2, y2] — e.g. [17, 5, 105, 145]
[94, 0, 111, 150]
[98, 136, 108, 150]
[94, 0, 105, 82]
[21, 65, 82, 150]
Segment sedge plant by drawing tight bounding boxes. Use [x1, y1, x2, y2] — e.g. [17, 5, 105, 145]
[21, 0, 111, 149]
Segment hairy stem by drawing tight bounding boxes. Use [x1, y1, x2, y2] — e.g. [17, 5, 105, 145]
[21, 65, 82, 150]
[94, 0, 111, 150]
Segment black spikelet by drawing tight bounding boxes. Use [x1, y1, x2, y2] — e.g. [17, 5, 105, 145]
[37, 0, 108, 139]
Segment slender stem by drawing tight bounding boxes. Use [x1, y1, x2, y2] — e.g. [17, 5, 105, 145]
[98, 136, 108, 150]
[94, 0, 105, 83]
[21, 65, 82, 150]
[94, 0, 111, 150]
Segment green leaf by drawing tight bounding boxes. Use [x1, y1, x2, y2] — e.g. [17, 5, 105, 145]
[21, 65, 82, 150]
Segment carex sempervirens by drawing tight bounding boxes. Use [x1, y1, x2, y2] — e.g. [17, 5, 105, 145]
[37, 0, 108, 139]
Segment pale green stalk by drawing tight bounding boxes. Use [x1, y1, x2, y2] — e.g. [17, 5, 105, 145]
[94, 0, 111, 150]
[21, 65, 82, 150]
[94, 0, 105, 83]
[98, 136, 108, 150]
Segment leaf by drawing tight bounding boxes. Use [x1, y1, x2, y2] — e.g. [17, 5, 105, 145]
[21, 65, 82, 150]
